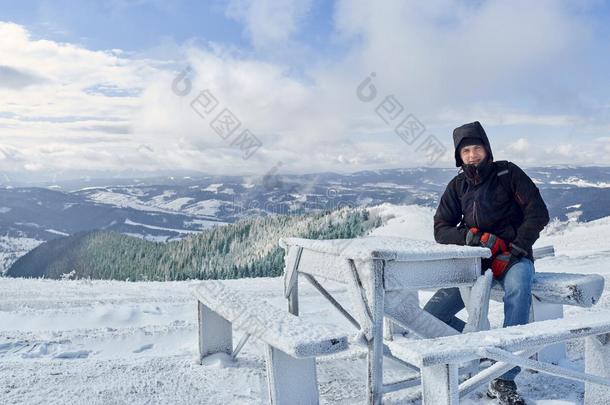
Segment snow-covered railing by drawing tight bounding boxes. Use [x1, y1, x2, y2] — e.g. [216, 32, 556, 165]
[387, 312, 610, 404]
[191, 280, 349, 405]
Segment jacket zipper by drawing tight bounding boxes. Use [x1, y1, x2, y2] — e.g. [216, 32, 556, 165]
[473, 200, 479, 228]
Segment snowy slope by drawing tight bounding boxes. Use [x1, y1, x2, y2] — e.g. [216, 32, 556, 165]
[0, 236, 42, 275]
[1, 203, 609, 404]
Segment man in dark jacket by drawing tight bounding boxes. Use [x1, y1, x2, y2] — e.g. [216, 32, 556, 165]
[424, 121, 549, 405]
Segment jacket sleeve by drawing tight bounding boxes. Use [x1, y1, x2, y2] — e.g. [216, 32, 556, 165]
[434, 177, 468, 245]
[508, 163, 550, 252]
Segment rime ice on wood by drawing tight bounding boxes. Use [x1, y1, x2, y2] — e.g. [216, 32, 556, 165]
[391, 312, 610, 367]
[280, 236, 491, 262]
[585, 334, 610, 405]
[192, 281, 348, 358]
[280, 235, 491, 405]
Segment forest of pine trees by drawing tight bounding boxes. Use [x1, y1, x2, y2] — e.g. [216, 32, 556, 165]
[8, 207, 383, 281]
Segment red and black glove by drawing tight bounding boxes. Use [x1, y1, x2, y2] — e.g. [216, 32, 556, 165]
[490, 243, 528, 279]
[465, 228, 508, 256]
[491, 252, 513, 278]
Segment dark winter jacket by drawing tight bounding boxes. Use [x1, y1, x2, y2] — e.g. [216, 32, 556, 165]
[434, 121, 550, 263]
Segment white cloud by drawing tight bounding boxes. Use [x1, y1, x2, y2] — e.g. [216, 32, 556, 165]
[225, 0, 313, 48]
[0, 21, 161, 175]
[495, 140, 610, 167]
[333, 0, 592, 111]
[507, 138, 530, 153]
[2, 0, 610, 179]
[436, 105, 581, 127]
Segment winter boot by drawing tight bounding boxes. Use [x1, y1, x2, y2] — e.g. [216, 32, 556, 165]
[486, 378, 525, 405]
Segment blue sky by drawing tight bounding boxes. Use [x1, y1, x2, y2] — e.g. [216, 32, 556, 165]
[0, 0, 341, 63]
[1, 0, 610, 180]
[1, 1, 247, 51]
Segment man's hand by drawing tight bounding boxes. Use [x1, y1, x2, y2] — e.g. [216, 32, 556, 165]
[491, 252, 513, 278]
[465, 227, 480, 246]
[490, 243, 527, 279]
[465, 228, 508, 256]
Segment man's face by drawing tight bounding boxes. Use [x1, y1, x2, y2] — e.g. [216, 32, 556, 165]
[460, 144, 487, 166]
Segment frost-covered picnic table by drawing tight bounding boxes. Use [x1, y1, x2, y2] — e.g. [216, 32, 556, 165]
[192, 236, 606, 404]
[279, 236, 607, 405]
[279, 236, 492, 405]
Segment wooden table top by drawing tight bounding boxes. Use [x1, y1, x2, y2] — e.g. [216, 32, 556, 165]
[280, 236, 491, 262]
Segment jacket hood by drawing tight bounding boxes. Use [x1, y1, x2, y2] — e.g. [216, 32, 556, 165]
[453, 121, 494, 167]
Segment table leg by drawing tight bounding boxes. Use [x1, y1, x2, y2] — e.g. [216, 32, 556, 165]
[288, 278, 299, 316]
[364, 259, 385, 405]
[421, 363, 459, 404]
[284, 246, 302, 316]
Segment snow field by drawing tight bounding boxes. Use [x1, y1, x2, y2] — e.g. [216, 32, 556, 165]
[2, 204, 610, 404]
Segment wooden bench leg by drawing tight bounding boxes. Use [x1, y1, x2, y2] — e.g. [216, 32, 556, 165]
[264, 345, 319, 405]
[198, 301, 232, 363]
[530, 298, 566, 364]
[365, 260, 385, 405]
[585, 334, 610, 405]
[421, 363, 459, 405]
[288, 279, 299, 316]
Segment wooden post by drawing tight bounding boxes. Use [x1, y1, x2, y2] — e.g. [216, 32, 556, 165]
[585, 334, 610, 405]
[421, 363, 459, 405]
[364, 259, 385, 405]
[289, 278, 299, 316]
[264, 345, 319, 405]
[198, 301, 232, 362]
[285, 246, 302, 316]
[462, 270, 492, 333]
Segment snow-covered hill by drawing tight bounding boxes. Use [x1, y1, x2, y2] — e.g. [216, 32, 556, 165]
[1, 203, 609, 404]
[2, 166, 610, 245]
[0, 236, 42, 275]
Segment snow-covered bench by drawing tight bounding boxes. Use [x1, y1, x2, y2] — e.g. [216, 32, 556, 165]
[191, 280, 349, 405]
[491, 272, 604, 363]
[386, 272, 604, 355]
[491, 271, 604, 308]
[389, 312, 610, 404]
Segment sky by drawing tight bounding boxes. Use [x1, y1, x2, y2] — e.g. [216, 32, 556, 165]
[1, 0, 610, 181]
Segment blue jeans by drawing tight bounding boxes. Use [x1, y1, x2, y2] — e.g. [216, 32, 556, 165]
[423, 257, 535, 381]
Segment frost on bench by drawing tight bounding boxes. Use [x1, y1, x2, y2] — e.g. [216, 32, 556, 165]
[388, 312, 610, 405]
[193, 280, 350, 405]
[191, 280, 348, 358]
[391, 312, 610, 367]
[585, 334, 610, 405]
[491, 272, 604, 307]
[489, 272, 605, 364]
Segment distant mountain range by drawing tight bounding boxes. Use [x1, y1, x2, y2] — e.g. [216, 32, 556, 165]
[1, 166, 609, 244]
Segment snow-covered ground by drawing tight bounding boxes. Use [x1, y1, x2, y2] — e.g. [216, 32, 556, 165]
[0, 236, 43, 275]
[548, 176, 610, 188]
[1, 203, 609, 404]
[84, 189, 227, 218]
